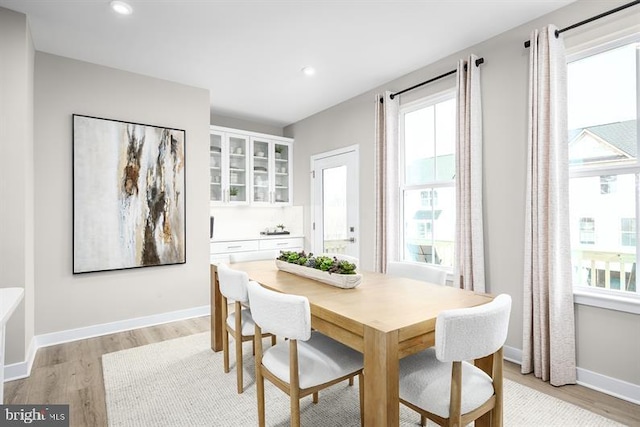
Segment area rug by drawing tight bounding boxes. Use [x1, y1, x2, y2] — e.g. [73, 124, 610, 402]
[102, 332, 623, 426]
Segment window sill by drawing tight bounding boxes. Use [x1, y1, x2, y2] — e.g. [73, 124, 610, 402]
[573, 287, 640, 314]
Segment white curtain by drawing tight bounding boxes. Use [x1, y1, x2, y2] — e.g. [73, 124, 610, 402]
[374, 92, 399, 273]
[522, 25, 576, 386]
[455, 54, 485, 293]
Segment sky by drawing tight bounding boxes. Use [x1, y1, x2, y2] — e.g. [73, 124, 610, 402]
[567, 39, 638, 130]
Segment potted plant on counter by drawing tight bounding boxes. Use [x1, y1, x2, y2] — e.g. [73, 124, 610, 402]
[229, 187, 239, 201]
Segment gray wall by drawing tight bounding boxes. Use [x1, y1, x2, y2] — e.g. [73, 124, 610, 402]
[0, 7, 35, 364]
[34, 53, 211, 334]
[285, 0, 640, 385]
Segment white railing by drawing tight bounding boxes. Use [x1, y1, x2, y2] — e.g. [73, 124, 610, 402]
[573, 249, 636, 292]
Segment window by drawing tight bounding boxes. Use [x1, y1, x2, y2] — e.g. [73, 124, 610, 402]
[568, 34, 639, 298]
[599, 175, 616, 194]
[399, 92, 455, 268]
[579, 217, 595, 244]
[621, 218, 636, 247]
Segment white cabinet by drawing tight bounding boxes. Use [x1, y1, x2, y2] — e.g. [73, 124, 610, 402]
[210, 130, 250, 205]
[210, 126, 293, 206]
[251, 137, 293, 206]
[210, 236, 304, 263]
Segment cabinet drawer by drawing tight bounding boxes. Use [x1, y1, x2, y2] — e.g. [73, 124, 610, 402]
[211, 240, 259, 254]
[259, 238, 304, 251]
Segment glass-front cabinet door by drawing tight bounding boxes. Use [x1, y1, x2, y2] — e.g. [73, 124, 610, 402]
[251, 138, 292, 205]
[227, 134, 249, 204]
[252, 139, 270, 203]
[209, 132, 223, 202]
[209, 130, 249, 204]
[273, 143, 290, 204]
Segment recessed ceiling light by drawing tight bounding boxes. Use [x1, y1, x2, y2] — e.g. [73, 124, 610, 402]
[301, 66, 316, 76]
[110, 0, 133, 15]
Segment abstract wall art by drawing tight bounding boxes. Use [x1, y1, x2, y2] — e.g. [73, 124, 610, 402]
[73, 115, 186, 273]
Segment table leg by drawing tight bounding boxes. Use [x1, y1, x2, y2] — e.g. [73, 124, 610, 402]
[363, 326, 399, 426]
[210, 264, 223, 352]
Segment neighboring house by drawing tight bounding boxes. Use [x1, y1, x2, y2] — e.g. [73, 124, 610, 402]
[569, 119, 637, 167]
[569, 119, 637, 291]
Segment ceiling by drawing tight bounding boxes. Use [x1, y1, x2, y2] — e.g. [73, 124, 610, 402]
[0, 0, 576, 128]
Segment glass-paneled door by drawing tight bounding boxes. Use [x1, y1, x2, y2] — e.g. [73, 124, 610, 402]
[311, 146, 359, 259]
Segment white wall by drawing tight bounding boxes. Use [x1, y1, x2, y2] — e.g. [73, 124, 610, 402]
[210, 113, 284, 136]
[285, 0, 640, 387]
[0, 6, 35, 365]
[34, 53, 211, 335]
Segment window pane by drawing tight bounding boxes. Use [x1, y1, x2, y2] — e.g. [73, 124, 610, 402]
[568, 43, 637, 167]
[403, 97, 456, 186]
[402, 187, 455, 268]
[322, 166, 347, 252]
[404, 106, 435, 185]
[435, 98, 456, 181]
[570, 174, 637, 292]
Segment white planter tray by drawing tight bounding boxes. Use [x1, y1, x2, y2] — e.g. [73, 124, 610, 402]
[275, 260, 362, 289]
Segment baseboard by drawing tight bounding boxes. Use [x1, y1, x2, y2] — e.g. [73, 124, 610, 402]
[4, 336, 38, 382]
[503, 345, 640, 405]
[3, 305, 210, 382]
[576, 367, 640, 405]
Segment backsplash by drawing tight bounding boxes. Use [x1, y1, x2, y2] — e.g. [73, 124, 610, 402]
[210, 205, 304, 240]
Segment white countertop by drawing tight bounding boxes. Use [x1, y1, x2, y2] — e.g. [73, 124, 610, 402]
[210, 234, 304, 243]
[0, 287, 24, 325]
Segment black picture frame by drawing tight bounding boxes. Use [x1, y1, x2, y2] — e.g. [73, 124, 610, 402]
[72, 114, 186, 274]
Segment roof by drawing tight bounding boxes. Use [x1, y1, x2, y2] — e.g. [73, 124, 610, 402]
[569, 119, 637, 158]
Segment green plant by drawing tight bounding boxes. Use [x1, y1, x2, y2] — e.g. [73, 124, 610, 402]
[274, 145, 283, 154]
[276, 223, 285, 230]
[277, 251, 357, 275]
[229, 187, 238, 196]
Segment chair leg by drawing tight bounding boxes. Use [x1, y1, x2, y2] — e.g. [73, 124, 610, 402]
[420, 414, 426, 426]
[358, 373, 364, 427]
[235, 302, 244, 393]
[255, 330, 266, 427]
[291, 395, 301, 427]
[235, 334, 243, 393]
[449, 361, 463, 427]
[492, 348, 504, 427]
[256, 367, 266, 427]
[222, 329, 230, 373]
[348, 376, 354, 386]
[312, 392, 318, 403]
[290, 340, 301, 427]
[271, 335, 276, 346]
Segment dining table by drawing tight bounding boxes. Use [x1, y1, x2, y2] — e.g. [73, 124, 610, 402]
[210, 260, 496, 427]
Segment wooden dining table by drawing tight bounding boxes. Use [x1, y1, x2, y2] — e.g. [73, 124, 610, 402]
[210, 260, 495, 427]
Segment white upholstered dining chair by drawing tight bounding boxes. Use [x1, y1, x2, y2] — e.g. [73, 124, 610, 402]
[247, 280, 364, 427]
[216, 263, 275, 394]
[387, 261, 447, 286]
[399, 294, 512, 427]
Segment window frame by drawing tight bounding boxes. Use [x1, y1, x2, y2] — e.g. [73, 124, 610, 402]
[567, 32, 640, 314]
[397, 89, 456, 271]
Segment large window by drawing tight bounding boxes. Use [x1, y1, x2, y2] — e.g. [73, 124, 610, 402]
[399, 92, 456, 268]
[568, 35, 639, 295]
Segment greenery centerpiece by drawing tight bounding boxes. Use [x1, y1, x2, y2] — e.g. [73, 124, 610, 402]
[276, 250, 361, 288]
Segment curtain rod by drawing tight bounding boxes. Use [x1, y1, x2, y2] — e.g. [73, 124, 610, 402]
[524, 0, 640, 48]
[382, 57, 485, 102]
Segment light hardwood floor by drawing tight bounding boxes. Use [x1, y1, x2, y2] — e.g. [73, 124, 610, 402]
[4, 316, 639, 426]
